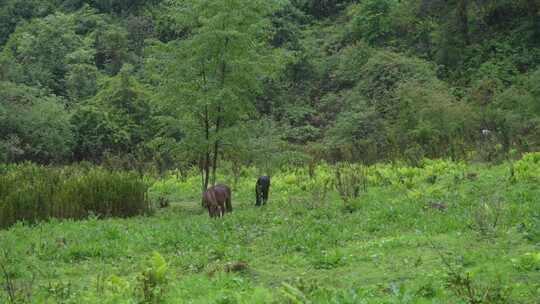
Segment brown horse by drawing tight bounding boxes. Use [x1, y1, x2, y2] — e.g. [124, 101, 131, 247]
[202, 184, 232, 218]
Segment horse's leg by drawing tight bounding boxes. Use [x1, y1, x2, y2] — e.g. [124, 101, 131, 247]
[262, 188, 268, 205]
[220, 203, 225, 217]
[255, 186, 261, 206]
[204, 200, 212, 217]
[213, 202, 222, 218]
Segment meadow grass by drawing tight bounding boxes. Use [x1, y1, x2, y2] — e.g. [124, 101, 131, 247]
[1, 157, 540, 303]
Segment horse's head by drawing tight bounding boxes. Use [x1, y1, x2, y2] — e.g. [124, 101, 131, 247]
[202, 187, 218, 207]
[201, 189, 211, 208]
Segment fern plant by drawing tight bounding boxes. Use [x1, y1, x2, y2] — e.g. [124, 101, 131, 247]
[138, 251, 169, 303]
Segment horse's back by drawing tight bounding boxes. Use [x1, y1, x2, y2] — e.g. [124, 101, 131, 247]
[213, 184, 232, 212]
[257, 176, 270, 188]
[213, 184, 231, 199]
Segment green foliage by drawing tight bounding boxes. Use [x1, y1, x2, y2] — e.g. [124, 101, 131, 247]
[148, 171, 200, 204]
[71, 104, 131, 161]
[326, 100, 388, 163]
[138, 251, 169, 303]
[512, 252, 540, 271]
[72, 65, 152, 161]
[347, 0, 399, 45]
[0, 82, 74, 163]
[269, 2, 307, 49]
[357, 50, 438, 103]
[443, 266, 512, 304]
[0, 0, 540, 167]
[0, 163, 149, 228]
[393, 80, 476, 159]
[326, 53, 465, 162]
[152, 0, 288, 188]
[292, 0, 353, 19]
[0, 0, 57, 45]
[61, 0, 161, 14]
[333, 162, 367, 204]
[511, 152, 540, 182]
[484, 68, 540, 153]
[94, 23, 130, 75]
[66, 64, 99, 101]
[331, 41, 373, 87]
[0, 12, 89, 95]
[280, 282, 311, 303]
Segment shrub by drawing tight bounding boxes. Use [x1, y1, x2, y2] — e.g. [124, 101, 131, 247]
[0, 248, 33, 304]
[333, 162, 368, 203]
[137, 251, 169, 303]
[511, 252, 540, 271]
[0, 163, 149, 229]
[512, 152, 540, 182]
[438, 250, 513, 304]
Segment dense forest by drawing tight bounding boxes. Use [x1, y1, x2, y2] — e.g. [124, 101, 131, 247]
[1, 0, 539, 176]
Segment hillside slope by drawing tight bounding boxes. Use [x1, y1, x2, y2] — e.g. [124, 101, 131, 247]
[1, 0, 539, 166]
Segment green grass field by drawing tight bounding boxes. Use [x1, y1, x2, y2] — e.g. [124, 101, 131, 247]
[2, 158, 540, 303]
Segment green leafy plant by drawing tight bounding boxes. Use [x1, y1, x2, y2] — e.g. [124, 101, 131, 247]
[138, 251, 169, 303]
[435, 247, 513, 304]
[333, 162, 367, 203]
[0, 248, 34, 304]
[469, 194, 505, 236]
[279, 282, 311, 304]
[511, 252, 540, 271]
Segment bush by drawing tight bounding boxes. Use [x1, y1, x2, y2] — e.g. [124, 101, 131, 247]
[334, 162, 368, 204]
[511, 152, 540, 182]
[0, 163, 149, 229]
[511, 252, 540, 271]
[356, 50, 437, 102]
[137, 251, 169, 303]
[0, 82, 74, 163]
[347, 0, 399, 45]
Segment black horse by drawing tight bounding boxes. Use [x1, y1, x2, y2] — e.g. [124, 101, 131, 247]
[255, 176, 270, 206]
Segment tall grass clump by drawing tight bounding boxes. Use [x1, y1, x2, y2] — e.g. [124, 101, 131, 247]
[0, 163, 149, 229]
[511, 152, 540, 182]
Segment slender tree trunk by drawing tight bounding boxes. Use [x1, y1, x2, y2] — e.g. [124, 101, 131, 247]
[203, 157, 210, 191]
[211, 104, 222, 186]
[200, 60, 210, 192]
[457, 0, 470, 45]
[528, 0, 540, 42]
[210, 37, 230, 185]
[199, 143, 210, 194]
[204, 105, 210, 191]
[199, 157, 205, 193]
